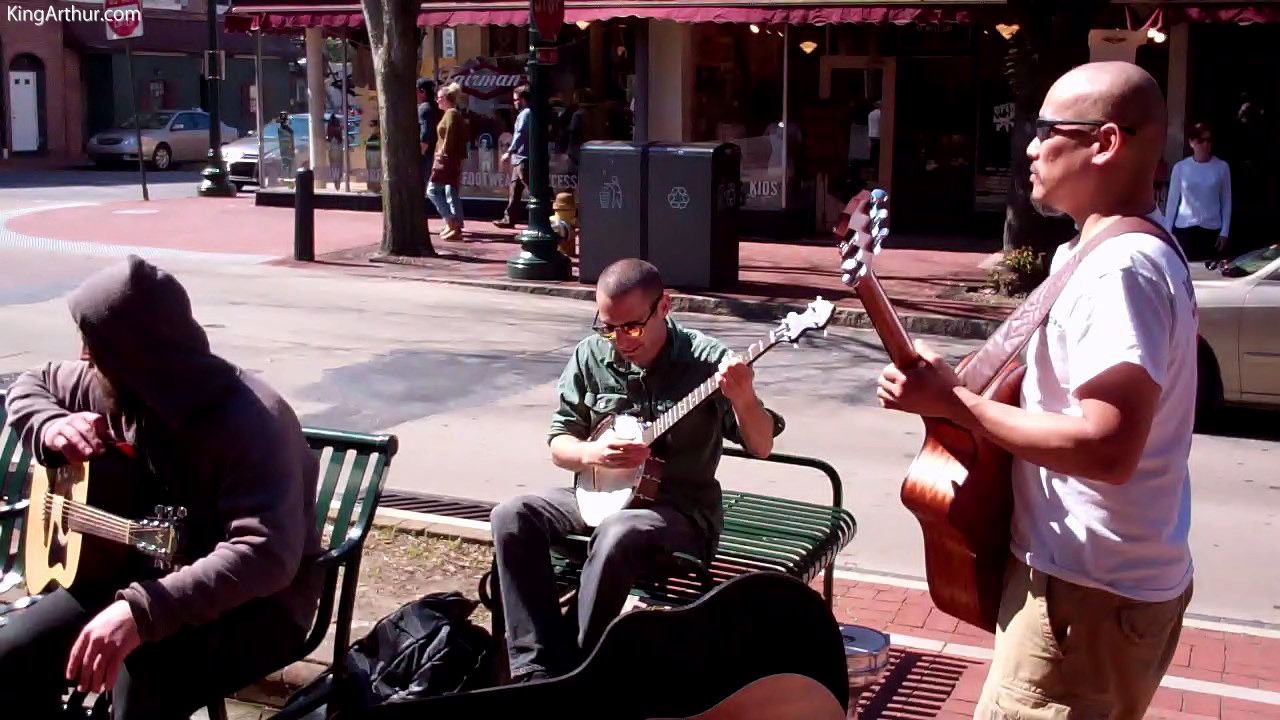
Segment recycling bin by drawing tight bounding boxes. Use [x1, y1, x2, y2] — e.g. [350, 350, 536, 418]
[645, 142, 743, 290]
[577, 141, 652, 284]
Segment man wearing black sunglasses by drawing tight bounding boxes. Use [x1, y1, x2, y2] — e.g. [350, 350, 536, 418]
[874, 62, 1198, 720]
[488, 258, 783, 684]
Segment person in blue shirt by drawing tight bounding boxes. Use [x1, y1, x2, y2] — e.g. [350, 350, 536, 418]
[495, 85, 531, 229]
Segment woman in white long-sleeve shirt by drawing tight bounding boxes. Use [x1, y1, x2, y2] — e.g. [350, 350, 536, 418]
[1164, 122, 1233, 262]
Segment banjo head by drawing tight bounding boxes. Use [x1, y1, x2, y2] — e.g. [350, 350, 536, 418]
[576, 413, 650, 526]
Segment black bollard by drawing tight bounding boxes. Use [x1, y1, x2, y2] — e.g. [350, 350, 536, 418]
[294, 167, 315, 262]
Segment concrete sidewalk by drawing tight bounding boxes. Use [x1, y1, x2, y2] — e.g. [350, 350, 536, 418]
[2, 196, 1015, 340]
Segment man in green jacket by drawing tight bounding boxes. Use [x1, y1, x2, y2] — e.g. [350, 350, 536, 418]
[490, 258, 784, 683]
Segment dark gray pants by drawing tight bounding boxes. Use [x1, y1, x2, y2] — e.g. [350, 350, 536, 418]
[0, 583, 306, 719]
[490, 487, 704, 679]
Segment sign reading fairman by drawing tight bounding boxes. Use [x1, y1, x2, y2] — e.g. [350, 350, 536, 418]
[446, 60, 526, 101]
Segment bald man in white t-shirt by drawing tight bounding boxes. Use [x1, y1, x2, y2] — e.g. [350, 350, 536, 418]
[872, 62, 1197, 720]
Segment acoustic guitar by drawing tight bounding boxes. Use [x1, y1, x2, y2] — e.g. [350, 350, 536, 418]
[832, 190, 1188, 632]
[24, 442, 185, 596]
[831, 189, 1019, 632]
[573, 297, 836, 526]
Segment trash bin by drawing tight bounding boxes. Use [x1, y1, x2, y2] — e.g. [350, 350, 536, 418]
[576, 141, 651, 284]
[645, 142, 742, 290]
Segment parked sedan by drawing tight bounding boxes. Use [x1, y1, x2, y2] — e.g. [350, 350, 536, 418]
[86, 109, 240, 170]
[1193, 244, 1280, 424]
[223, 112, 359, 189]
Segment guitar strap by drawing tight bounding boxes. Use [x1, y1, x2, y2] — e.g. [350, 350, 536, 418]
[957, 215, 1186, 394]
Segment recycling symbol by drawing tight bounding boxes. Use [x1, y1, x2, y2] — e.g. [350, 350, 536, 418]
[667, 186, 691, 210]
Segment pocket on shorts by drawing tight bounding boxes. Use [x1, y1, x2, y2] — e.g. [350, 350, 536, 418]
[1035, 574, 1067, 659]
[1117, 596, 1182, 646]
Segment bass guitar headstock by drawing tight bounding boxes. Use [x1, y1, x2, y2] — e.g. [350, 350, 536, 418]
[834, 188, 890, 288]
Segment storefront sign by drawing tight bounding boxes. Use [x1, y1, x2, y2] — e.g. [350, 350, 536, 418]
[447, 61, 527, 101]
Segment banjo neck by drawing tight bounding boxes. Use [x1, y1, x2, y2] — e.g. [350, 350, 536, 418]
[639, 335, 781, 446]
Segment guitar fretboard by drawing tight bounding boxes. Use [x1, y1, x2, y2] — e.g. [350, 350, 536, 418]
[641, 334, 778, 445]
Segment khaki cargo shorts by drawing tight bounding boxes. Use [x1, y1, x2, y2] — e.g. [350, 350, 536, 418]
[974, 556, 1193, 720]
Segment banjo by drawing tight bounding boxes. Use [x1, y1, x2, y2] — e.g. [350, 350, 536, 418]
[573, 297, 836, 526]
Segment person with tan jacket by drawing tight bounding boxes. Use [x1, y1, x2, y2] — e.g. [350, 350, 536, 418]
[428, 82, 469, 240]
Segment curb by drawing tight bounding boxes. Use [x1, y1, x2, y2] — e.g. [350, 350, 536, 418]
[365, 256, 1004, 341]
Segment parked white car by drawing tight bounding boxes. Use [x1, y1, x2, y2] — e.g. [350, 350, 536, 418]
[1193, 244, 1280, 424]
[86, 109, 239, 170]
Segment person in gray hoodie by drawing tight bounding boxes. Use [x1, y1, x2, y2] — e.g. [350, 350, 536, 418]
[0, 255, 322, 719]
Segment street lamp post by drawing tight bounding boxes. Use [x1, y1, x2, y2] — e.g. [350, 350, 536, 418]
[506, 2, 571, 281]
[198, 0, 236, 197]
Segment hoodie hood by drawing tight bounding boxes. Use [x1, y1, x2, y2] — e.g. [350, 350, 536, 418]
[69, 255, 240, 426]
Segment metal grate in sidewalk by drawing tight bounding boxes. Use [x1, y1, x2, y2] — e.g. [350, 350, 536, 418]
[379, 489, 497, 522]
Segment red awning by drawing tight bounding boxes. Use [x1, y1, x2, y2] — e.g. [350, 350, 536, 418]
[226, 1, 976, 32]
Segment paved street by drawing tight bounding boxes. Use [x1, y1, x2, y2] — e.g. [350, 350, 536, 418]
[1, 223, 1278, 631]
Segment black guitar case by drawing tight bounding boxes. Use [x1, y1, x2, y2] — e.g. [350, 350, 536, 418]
[358, 570, 850, 720]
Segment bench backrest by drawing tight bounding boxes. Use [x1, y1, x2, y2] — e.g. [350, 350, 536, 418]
[0, 391, 34, 582]
[304, 426, 398, 553]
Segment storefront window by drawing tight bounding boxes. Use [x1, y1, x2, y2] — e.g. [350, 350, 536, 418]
[446, 22, 637, 201]
[693, 24, 786, 211]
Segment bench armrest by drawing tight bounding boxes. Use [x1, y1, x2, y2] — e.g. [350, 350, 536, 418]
[0, 498, 28, 520]
[721, 446, 845, 509]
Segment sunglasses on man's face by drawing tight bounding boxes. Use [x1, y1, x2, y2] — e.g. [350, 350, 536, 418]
[1034, 118, 1137, 143]
[592, 297, 660, 340]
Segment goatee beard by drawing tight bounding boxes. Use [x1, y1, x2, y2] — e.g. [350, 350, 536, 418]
[1032, 199, 1068, 218]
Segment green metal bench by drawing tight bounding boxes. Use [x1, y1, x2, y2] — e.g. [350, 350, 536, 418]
[0, 390, 35, 598]
[480, 446, 856, 679]
[549, 447, 856, 608]
[0, 387, 398, 719]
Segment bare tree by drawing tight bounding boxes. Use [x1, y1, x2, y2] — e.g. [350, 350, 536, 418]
[362, 0, 435, 257]
[1002, 0, 1110, 276]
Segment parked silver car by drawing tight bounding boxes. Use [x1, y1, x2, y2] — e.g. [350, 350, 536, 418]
[86, 109, 240, 170]
[1193, 244, 1280, 424]
[223, 112, 360, 189]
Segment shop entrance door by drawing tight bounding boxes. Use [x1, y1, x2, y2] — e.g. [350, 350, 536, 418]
[818, 56, 894, 230]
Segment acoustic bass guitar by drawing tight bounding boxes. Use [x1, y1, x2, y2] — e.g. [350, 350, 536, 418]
[573, 297, 836, 527]
[833, 189, 1188, 632]
[24, 441, 186, 596]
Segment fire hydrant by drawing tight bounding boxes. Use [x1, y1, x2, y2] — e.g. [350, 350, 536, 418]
[551, 191, 578, 257]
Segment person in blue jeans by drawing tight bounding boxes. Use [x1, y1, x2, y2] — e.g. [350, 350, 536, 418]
[428, 82, 467, 240]
[495, 85, 531, 229]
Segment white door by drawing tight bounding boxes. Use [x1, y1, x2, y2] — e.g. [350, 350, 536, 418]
[1239, 272, 1280, 398]
[10, 71, 39, 152]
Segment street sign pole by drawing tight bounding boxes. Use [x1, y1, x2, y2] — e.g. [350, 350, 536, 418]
[106, 0, 149, 201]
[124, 39, 149, 201]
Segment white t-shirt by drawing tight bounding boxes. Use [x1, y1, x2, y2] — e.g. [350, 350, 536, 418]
[1164, 156, 1232, 236]
[1010, 211, 1198, 603]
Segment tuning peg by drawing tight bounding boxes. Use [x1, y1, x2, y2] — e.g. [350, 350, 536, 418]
[175, 508, 188, 520]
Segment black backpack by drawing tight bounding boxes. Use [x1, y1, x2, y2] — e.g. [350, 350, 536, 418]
[283, 591, 496, 716]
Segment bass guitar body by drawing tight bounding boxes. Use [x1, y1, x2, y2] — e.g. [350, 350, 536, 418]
[899, 355, 1024, 634]
[25, 451, 140, 595]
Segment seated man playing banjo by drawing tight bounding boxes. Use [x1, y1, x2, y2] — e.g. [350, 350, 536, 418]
[0, 255, 323, 719]
[490, 258, 784, 683]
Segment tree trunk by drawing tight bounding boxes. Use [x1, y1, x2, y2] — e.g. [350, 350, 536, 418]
[1002, 0, 1109, 270]
[363, 0, 434, 257]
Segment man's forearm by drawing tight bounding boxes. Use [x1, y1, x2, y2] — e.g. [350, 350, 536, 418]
[950, 388, 1132, 484]
[731, 397, 775, 458]
[550, 434, 590, 472]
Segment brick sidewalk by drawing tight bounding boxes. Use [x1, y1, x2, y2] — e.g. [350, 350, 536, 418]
[822, 576, 1280, 720]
